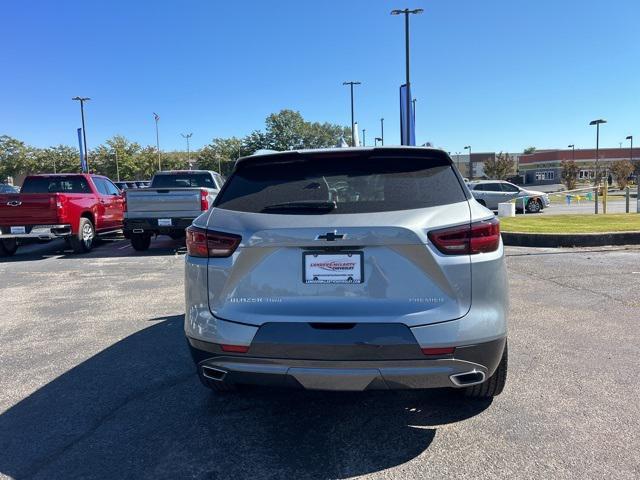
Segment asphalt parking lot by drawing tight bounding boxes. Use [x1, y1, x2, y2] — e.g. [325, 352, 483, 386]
[1, 238, 639, 480]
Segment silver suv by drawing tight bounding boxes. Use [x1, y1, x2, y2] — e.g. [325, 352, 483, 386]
[184, 147, 508, 398]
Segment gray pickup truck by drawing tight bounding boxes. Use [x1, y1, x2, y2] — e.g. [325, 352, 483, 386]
[123, 170, 224, 250]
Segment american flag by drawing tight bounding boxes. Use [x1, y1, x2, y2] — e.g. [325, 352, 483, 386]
[153, 112, 160, 122]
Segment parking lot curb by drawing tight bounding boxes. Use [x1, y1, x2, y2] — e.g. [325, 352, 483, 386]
[502, 231, 640, 247]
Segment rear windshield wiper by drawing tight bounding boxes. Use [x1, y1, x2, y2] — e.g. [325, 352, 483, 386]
[261, 201, 337, 213]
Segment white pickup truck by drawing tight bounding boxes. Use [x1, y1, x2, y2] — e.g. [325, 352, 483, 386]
[123, 170, 224, 251]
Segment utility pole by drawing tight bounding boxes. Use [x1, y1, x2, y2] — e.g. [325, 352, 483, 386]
[627, 135, 637, 212]
[153, 112, 161, 171]
[72, 97, 90, 171]
[362, 129, 366, 147]
[391, 8, 423, 145]
[568, 144, 575, 163]
[412, 98, 416, 127]
[380, 118, 384, 145]
[464, 145, 472, 179]
[181, 133, 193, 168]
[342, 81, 361, 146]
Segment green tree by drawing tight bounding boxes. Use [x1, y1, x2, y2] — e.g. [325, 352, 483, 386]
[523, 146, 536, 154]
[561, 159, 579, 190]
[197, 137, 247, 176]
[609, 160, 634, 190]
[483, 152, 515, 179]
[33, 145, 80, 174]
[0, 135, 33, 180]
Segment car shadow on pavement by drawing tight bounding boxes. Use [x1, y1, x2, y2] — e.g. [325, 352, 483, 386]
[0, 315, 491, 480]
[0, 236, 186, 263]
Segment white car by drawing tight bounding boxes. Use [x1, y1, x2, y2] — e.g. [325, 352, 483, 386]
[467, 180, 550, 212]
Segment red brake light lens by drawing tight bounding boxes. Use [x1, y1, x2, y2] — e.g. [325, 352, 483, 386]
[220, 344, 249, 353]
[186, 226, 241, 258]
[122, 191, 127, 212]
[200, 189, 209, 211]
[421, 346, 456, 356]
[428, 217, 500, 255]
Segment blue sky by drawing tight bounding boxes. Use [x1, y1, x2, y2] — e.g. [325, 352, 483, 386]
[2, 0, 639, 153]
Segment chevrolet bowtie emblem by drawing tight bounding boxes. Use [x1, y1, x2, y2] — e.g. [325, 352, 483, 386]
[316, 231, 344, 241]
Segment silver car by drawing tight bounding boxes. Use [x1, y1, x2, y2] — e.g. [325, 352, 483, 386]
[468, 180, 550, 213]
[184, 147, 508, 399]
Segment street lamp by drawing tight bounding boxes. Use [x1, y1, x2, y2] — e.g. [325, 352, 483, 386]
[391, 8, 423, 145]
[412, 98, 416, 127]
[455, 151, 461, 171]
[380, 118, 384, 145]
[362, 128, 366, 147]
[181, 133, 193, 168]
[153, 112, 161, 171]
[114, 149, 120, 182]
[567, 144, 575, 163]
[627, 135, 637, 205]
[589, 119, 606, 213]
[343, 81, 361, 146]
[375, 137, 382, 146]
[72, 96, 90, 171]
[464, 145, 472, 179]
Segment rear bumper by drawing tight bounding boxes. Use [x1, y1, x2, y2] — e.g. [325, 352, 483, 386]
[123, 217, 194, 237]
[0, 224, 71, 240]
[187, 335, 506, 391]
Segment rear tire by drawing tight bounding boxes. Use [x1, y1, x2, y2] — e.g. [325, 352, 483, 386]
[130, 234, 151, 251]
[464, 342, 508, 399]
[526, 198, 542, 213]
[0, 238, 18, 257]
[69, 218, 95, 253]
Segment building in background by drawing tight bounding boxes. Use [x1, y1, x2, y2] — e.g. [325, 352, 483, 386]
[518, 148, 638, 185]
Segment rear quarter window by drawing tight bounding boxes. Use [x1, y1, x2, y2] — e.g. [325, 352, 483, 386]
[214, 153, 467, 214]
[152, 173, 216, 188]
[21, 176, 92, 194]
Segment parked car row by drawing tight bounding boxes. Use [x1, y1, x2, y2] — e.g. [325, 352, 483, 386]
[0, 170, 223, 256]
[114, 180, 151, 190]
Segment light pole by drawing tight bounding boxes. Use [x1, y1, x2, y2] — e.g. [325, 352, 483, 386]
[380, 118, 384, 145]
[589, 119, 606, 213]
[412, 98, 416, 127]
[343, 81, 361, 146]
[362, 129, 366, 147]
[455, 151, 461, 171]
[464, 145, 472, 179]
[181, 133, 193, 168]
[627, 135, 637, 209]
[72, 96, 90, 171]
[153, 112, 161, 171]
[391, 8, 423, 145]
[567, 144, 575, 163]
[114, 149, 120, 182]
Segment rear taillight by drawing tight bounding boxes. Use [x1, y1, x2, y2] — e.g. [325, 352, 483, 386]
[220, 344, 249, 353]
[186, 226, 241, 258]
[428, 217, 500, 255]
[122, 191, 127, 212]
[422, 346, 456, 356]
[200, 189, 209, 211]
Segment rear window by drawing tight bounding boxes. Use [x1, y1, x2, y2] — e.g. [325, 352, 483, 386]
[21, 176, 92, 194]
[151, 173, 215, 188]
[214, 153, 466, 214]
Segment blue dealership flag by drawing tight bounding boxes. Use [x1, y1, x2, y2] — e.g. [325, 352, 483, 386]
[399, 84, 416, 146]
[77, 128, 86, 172]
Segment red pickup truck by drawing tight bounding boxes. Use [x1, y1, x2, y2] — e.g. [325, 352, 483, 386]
[0, 174, 124, 256]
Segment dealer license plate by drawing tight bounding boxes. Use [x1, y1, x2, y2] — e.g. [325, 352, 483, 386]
[303, 252, 363, 284]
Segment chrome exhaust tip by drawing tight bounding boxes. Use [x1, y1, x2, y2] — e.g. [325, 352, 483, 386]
[132, 229, 144, 234]
[450, 370, 486, 387]
[201, 366, 227, 382]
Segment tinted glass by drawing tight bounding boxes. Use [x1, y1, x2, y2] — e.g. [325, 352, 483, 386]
[22, 176, 92, 194]
[151, 173, 215, 188]
[483, 183, 502, 192]
[215, 154, 466, 214]
[93, 178, 110, 195]
[102, 179, 121, 195]
[471, 184, 485, 191]
[500, 183, 519, 192]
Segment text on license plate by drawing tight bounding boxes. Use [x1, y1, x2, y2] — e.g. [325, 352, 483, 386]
[158, 218, 172, 227]
[303, 252, 363, 284]
[10, 226, 26, 234]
